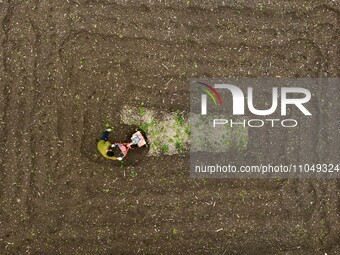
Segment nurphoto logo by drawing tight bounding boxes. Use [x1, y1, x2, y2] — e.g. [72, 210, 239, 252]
[196, 81, 312, 128]
[190, 78, 339, 179]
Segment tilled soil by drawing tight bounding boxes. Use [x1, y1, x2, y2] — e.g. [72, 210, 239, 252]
[0, 0, 339, 254]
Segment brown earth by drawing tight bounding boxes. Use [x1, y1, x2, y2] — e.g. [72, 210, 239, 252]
[0, 0, 339, 254]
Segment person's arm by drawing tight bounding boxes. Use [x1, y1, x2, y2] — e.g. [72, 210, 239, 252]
[126, 142, 134, 149]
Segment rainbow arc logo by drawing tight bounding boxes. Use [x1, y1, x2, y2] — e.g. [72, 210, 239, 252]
[196, 82, 223, 106]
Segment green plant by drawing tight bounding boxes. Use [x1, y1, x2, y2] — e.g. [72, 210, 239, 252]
[294, 225, 306, 237]
[139, 120, 155, 134]
[175, 140, 184, 152]
[184, 126, 190, 135]
[117, 33, 124, 39]
[74, 99, 80, 108]
[105, 123, 112, 129]
[140, 123, 149, 133]
[175, 202, 180, 209]
[172, 228, 178, 235]
[129, 169, 138, 177]
[149, 119, 156, 127]
[239, 190, 247, 203]
[175, 110, 185, 126]
[161, 145, 169, 153]
[138, 107, 145, 116]
[258, 3, 264, 11]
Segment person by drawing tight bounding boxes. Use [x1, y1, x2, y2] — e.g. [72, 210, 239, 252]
[97, 128, 123, 161]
